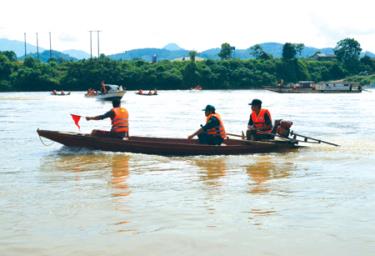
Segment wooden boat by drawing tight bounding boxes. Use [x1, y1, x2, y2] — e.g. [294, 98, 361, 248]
[265, 80, 362, 93]
[51, 91, 71, 96]
[135, 92, 158, 96]
[191, 85, 202, 91]
[37, 129, 300, 156]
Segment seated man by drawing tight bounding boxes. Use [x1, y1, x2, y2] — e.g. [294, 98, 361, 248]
[188, 105, 226, 145]
[247, 99, 274, 140]
[86, 99, 129, 139]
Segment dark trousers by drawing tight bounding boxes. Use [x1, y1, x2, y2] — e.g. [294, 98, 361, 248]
[246, 130, 274, 141]
[198, 133, 224, 145]
[91, 129, 128, 139]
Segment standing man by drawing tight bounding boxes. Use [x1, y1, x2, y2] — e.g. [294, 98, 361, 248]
[86, 99, 129, 139]
[101, 80, 107, 94]
[188, 105, 226, 145]
[247, 99, 274, 140]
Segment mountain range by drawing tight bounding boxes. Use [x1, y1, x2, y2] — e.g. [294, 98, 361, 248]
[1, 38, 374, 62]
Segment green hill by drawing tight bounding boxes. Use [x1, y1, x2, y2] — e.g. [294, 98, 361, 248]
[19, 50, 76, 62]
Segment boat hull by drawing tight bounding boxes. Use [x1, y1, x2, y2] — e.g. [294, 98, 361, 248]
[37, 130, 300, 156]
[135, 93, 158, 96]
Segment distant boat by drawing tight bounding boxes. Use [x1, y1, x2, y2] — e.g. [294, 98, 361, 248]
[51, 90, 71, 96]
[135, 90, 158, 96]
[90, 84, 126, 101]
[265, 81, 362, 93]
[191, 85, 202, 91]
[84, 89, 98, 97]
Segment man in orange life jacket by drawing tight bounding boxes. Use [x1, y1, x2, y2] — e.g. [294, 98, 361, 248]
[188, 105, 226, 145]
[86, 99, 129, 139]
[247, 99, 274, 140]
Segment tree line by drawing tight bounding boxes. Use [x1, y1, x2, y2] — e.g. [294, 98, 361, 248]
[0, 38, 374, 92]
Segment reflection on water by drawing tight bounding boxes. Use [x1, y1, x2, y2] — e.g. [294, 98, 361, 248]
[40, 151, 133, 232]
[111, 155, 130, 197]
[246, 156, 295, 223]
[247, 156, 293, 194]
[194, 158, 226, 187]
[41, 151, 131, 198]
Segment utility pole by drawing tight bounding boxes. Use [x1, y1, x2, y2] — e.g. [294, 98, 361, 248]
[96, 30, 101, 57]
[89, 30, 93, 58]
[49, 32, 52, 60]
[36, 32, 39, 60]
[24, 32, 27, 57]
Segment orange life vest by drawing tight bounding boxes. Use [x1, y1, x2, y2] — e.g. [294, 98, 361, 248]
[205, 113, 226, 139]
[111, 107, 129, 133]
[251, 109, 272, 133]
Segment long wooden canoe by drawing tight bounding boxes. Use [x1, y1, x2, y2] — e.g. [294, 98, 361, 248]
[37, 129, 300, 156]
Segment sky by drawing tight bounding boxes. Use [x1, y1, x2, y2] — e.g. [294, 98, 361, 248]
[1, 0, 375, 55]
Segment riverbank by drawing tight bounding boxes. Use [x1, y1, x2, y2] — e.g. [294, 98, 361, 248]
[1, 51, 374, 92]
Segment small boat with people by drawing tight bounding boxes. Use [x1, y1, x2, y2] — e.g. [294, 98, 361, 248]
[84, 88, 99, 97]
[136, 89, 158, 96]
[86, 81, 126, 101]
[37, 129, 300, 156]
[38, 98, 338, 156]
[51, 90, 71, 96]
[191, 85, 203, 91]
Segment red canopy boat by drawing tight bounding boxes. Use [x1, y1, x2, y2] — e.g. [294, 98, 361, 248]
[37, 129, 300, 156]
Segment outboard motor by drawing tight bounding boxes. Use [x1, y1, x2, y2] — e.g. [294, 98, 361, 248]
[273, 119, 293, 138]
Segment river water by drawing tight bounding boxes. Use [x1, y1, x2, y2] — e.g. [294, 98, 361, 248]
[0, 90, 374, 256]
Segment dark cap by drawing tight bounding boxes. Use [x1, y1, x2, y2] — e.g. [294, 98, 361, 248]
[202, 104, 215, 112]
[112, 99, 122, 107]
[249, 99, 262, 106]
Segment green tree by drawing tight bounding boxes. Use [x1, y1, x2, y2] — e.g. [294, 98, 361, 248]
[218, 43, 235, 60]
[334, 38, 362, 73]
[277, 59, 309, 83]
[1, 51, 17, 62]
[250, 44, 271, 60]
[295, 43, 305, 56]
[360, 55, 375, 73]
[0, 54, 14, 80]
[189, 50, 197, 62]
[183, 62, 200, 87]
[282, 43, 297, 60]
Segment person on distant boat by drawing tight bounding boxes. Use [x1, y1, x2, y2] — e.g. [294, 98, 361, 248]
[51, 90, 57, 95]
[101, 80, 107, 94]
[86, 99, 129, 139]
[138, 89, 143, 95]
[247, 99, 274, 140]
[86, 88, 93, 96]
[188, 105, 226, 145]
[60, 90, 65, 95]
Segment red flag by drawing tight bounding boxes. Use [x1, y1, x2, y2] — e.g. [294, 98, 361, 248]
[71, 114, 81, 129]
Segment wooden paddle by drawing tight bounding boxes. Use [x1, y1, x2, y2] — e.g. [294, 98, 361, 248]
[226, 132, 245, 139]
